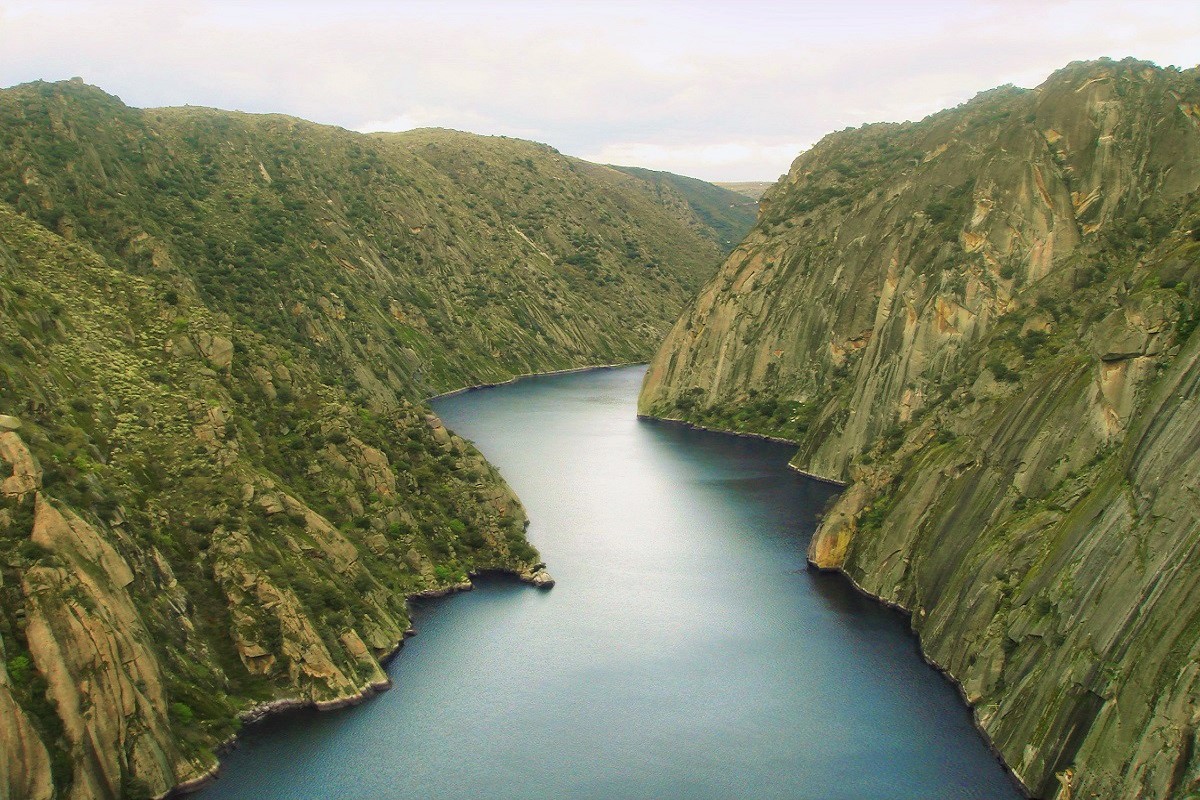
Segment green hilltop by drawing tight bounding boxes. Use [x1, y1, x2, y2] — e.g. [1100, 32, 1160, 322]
[0, 79, 735, 799]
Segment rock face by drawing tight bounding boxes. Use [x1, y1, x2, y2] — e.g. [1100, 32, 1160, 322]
[0, 81, 736, 798]
[24, 497, 187, 799]
[0, 644, 53, 800]
[641, 59, 1200, 799]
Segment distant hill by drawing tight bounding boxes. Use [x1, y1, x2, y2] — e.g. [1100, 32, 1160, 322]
[610, 165, 758, 250]
[714, 181, 774, 201]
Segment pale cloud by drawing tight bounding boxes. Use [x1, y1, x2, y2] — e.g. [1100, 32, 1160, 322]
[585, 141, 811, 182]
[356, 114, 425, 134]
[2, 0, 1198, 181]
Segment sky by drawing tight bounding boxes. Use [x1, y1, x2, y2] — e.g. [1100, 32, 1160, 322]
[2, 1, 1198, 181]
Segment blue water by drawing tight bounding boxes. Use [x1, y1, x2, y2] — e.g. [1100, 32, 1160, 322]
[198, 365, 1021, 800]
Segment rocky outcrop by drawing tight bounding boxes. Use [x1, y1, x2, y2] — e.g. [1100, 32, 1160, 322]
[518, 564, 556, 589]
[24, 497, 186, 799]
[193, 331, 233, 371]
[641, 59, 1200, 799]
[0, 427, 39, 498]
[0, 643, 53, 800]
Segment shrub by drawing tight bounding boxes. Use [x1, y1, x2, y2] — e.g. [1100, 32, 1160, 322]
[6, 655, 31, 684]
[987, 357, 1020, 383]
[169, 701, 195, 726]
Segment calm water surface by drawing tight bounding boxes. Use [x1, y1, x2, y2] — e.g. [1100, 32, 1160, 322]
[200, 365, 1021, 800]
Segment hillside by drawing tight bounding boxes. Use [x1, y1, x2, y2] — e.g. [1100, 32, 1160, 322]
[608, 165, 758, 250]
[0, 80, 731, 799]
[640, 58, 1200, 798]
[714, 181, 774, 201]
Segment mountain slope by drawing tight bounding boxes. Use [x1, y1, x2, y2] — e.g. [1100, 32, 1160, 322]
[0, 80, 730, 799]
[640, 58, 1200, 798]
[608, 164, 758, 250]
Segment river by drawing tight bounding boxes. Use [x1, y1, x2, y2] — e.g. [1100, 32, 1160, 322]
[198, 365, 1022, 800]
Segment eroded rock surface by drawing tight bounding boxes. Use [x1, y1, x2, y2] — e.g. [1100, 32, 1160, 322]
[642, 59, 1200, 799]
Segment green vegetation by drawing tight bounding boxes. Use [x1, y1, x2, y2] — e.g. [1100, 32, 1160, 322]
[0, 79, 736, 798]
[669, 388, 818, 442]
[609, 166, 758, 250]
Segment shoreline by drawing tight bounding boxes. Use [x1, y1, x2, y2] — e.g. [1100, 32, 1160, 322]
[635, 414, 848, 488]
[645, 409, 1020, 793]
[163, 568, 550, 798]
[805, 558, 1033, 799]
[428, 361, 643, 401]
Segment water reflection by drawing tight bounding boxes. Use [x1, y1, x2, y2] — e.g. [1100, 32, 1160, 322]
[199, 365, 1021, 800]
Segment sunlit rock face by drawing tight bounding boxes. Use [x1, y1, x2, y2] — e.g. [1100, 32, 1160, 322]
[642, 58, 1200, 799]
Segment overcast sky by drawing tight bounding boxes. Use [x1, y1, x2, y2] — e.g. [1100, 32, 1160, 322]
[3, 1, 1198, 181]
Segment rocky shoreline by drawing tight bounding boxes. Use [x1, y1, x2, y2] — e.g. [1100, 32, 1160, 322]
[164, 566, 553, 798]
[805, 558, 1032, 799]
[785, 464, 846, 488]
[636, 415, 849, 488]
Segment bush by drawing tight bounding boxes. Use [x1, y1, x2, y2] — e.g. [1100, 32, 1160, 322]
[169, 701, 195, 726]
[6, 655, 31, 683]
[1018, 330, 1049, 358]
[987, 357, 1020, 383]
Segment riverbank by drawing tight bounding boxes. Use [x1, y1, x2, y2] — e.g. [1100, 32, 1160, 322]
[806, 557, 1032, 798]
[165, 567, 551, 798]
[634, 413, 801, 447]
[635, 414, 848, 488]
[428, 361, 642, 401]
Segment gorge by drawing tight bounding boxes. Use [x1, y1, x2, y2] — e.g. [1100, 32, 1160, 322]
[2, 54, 1200, 800]
[197, 366, 1022, 800]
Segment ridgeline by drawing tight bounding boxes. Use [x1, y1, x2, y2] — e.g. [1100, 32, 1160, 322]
[0, 79, 746, 799]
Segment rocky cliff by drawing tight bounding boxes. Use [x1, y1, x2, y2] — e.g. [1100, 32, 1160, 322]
[0, 80, 735, 799]
[640, 58, 1200, 798]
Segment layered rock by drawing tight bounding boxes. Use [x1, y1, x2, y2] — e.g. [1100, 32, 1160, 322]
[641, 59, 1200, 798]
[0, 79, 736, 798]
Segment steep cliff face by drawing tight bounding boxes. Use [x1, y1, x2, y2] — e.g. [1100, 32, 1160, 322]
[0, 81, 731, 799]
[641, 59, 1200, 798]
[641, 59, 1200, 472]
